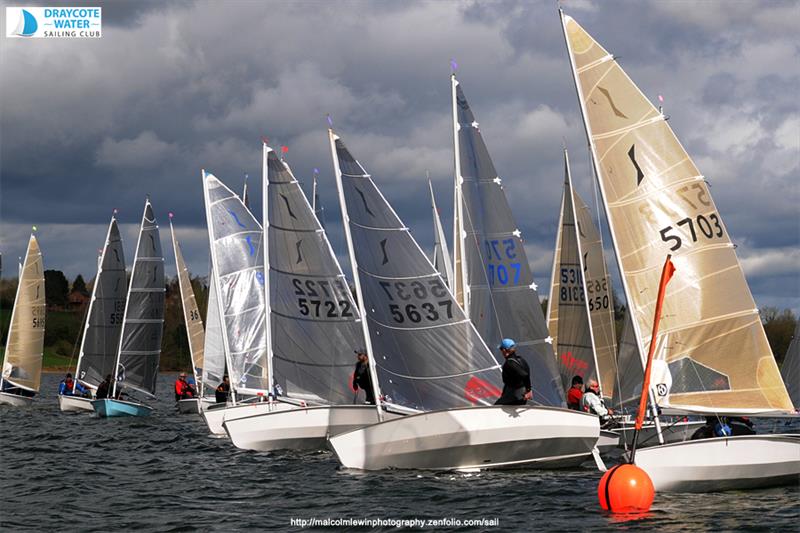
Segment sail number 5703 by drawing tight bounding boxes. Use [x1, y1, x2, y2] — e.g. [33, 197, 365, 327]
[659, 213, 724, 251]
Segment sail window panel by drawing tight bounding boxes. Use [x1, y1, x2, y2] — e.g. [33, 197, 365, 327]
[125, 290, 165, 322]
[216, 269, 265, 318]
[349, 225, 433, 278]
[340, 176, 403, 229]
[657, 315, 791, 411]
[359, 273, 461, 329]
[272, 314, 363, 405]
[119, 322, 164, 355]
[271, 270, 355, 322]
[268, 180, 320, 232]
[565, 17, 610, 71]
[269, 230, 340, 275]
[209, 200, 263, 242]
[214, 233, 264, 279]
[368, 320, 502, 411]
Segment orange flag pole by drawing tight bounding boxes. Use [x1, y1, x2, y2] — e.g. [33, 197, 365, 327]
[630, 254, 676, 464]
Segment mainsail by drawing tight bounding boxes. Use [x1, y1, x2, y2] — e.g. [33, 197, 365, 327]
[562, 12, 793, 413]
[202, 267, 225, 395]
[781, 321, 799, 409]
[169, 217, 205, 389]
[76, 216, 127, 388]
[202, 170, 270, 395]
[452, 74, 564, 406]
[1, 234, 45, 392]
[547, 150, 618, 397]
[429, 179, 454, 288]
[265, 145, 365, 404]
[114, 199, 165, 397]
[330, 130, 504, 411]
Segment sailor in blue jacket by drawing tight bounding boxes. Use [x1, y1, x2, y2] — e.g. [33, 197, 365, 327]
[58, 373, 89, 396]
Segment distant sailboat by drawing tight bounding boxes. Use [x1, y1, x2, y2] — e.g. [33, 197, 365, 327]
[429, 178, 454, 288]
[59, 214, 127, 412]
[223, 143, 388, 451]
[326, 129, 599, 471]
[91, 199, 166, 417]
[0, 233, 44, 407]
[561, 10, 798, 491]
[168, 215, 211, 414]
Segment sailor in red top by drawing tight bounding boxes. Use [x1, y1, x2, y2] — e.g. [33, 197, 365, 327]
[566, 375, 584, 410]
[174, 372, 196, 401]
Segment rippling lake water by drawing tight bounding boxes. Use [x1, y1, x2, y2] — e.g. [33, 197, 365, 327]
[1, 374, 798, 531]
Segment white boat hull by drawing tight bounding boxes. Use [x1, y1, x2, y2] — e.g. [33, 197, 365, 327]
[0, 391, 34, 407]
[614, 420, 705, 448]
[633, 434, 800, 492]
[58, 394, 94, 412]
[597, 430, 619, 454]
[201, 400, 298, 436]
[329, 405, 600, 471]
[224, 404, 395, 452]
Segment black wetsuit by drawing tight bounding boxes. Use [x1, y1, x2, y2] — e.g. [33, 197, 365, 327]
[353, 361, 375, 404]
[95, 380, 111, 400]
[215, 382, 230, 403]
[494, 353, 531, 406]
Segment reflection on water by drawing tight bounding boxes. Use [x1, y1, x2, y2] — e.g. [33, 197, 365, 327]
[1, 375, 798, 531]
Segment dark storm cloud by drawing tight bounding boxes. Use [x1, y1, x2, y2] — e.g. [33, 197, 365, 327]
[0, 0, 797, 312]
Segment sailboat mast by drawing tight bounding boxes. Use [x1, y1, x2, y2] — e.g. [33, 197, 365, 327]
[451, 74, 470, 315]
[328, 129, 383, 422]
[202, 171, 238, 405]
[559, 9, 662, 436]
[564, 149, 604, 391]
[73, 216, 116, 393]
[111, 202, 148, 399]
[262, 143, 275, 399]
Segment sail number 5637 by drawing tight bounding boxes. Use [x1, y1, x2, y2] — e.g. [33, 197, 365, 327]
[659, 212, 724, 251]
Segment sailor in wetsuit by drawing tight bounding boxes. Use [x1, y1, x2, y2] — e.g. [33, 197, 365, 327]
[494, 338, 532, 406]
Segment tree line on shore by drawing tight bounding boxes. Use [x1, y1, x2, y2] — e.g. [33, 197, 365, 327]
[0, 270, 796, 371]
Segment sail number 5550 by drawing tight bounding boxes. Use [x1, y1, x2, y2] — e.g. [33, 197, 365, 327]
[659, 213, 724, 251]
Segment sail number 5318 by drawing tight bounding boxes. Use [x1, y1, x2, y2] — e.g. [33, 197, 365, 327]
[659, 213, 724, 251]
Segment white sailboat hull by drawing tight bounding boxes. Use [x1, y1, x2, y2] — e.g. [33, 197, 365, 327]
[224, 404, 397, 452]
[597, 430, 619, 454]
[633, 434, 800, 492]
[329, 405, 600, 471]
[58, 394, 94, 412]
[201, 400, 298, 436]
[613, 420, 704, 448]
[0, 391, 34, 407]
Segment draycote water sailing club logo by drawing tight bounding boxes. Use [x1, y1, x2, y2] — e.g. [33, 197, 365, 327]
[6, 7, 102, 38]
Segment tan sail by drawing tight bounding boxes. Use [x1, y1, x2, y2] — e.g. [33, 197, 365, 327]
[2, 234, 45, 392]
[169, 219, 205, 387]
[573, 182, 618, 398]
[562, 14, 792, 413]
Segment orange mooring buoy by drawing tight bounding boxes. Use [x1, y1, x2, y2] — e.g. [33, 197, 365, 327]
[597, 464, 655, 513]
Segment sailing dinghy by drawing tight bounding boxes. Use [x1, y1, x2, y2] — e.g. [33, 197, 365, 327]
[168, 216, 213, 414]
[326, 130, 599, 471]
[0, 233, 44, 407]
[561, 10, 799, 491]
[59, 215, 128, 412]
[91, 199, 165, 417]
[223, 144, 389, 451]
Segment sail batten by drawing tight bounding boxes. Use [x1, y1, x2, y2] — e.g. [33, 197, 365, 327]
[561, 12, 792, 413]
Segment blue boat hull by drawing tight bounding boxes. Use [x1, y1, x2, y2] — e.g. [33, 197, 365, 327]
[91, 399, 153, 418]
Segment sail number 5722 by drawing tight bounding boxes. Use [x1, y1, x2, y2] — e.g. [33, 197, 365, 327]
[659, 213, 724, 251]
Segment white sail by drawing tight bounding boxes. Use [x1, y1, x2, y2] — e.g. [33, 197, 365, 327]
[330, 129, 504, 411]
[429, 179, 454, 288]
[562, 13, 792, 414]
[1, 234, 45, 393]
[781, 321, 799, 409]
[113, 199, 165, 397]
[202, 170, 270, 395]
[265, 144, 365, 404]
[452, 74, 564, 407]
[201, 267, 225, 395]
[169, 218, 205, 390]
[75, 216, 127, 388]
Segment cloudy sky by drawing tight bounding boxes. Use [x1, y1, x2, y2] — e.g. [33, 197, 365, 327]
[1, 0, 798, 312]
